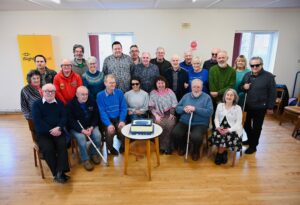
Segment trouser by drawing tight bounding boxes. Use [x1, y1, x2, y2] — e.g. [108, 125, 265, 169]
[37, 133, 70, 176]
[106, 118, 124, 150]
[172, 122, 207, 154]
[71, 126, 102, 161]
[244, 108, 267, 149]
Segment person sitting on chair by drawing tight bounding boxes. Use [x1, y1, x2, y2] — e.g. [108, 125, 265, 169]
[67, 86, 102, 171]
[32, 83, 70, 183]
[124, 76, 149, 121]
[208, 88, 243, 165]
[97, 74, 127, 155]
[172, 79, 213, 161]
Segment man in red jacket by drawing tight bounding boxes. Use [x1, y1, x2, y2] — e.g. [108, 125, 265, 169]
[53, 59, 83, 105]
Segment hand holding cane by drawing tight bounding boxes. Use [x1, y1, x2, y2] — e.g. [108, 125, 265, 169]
[185, 112, 193, 162]
[77, 120, 108, 165]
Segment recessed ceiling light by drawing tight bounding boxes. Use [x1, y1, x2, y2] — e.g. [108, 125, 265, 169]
[192, 0, 197, 3]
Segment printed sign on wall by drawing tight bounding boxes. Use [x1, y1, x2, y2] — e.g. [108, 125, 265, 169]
[17, 35, 56, 84]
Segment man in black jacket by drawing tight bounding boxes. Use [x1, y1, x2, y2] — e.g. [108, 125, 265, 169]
[240, 56, 276, 154]
[67, 86, 102, 171]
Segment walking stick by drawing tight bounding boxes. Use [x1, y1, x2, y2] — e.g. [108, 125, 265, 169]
[185, 112, 193, 162]
[77, 120, 108, 166]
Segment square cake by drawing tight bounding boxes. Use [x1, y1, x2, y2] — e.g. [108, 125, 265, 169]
[130, 119, 154, 135]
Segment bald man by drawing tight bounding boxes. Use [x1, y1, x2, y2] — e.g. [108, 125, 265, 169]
[202, 48, 221, 70]
[164, 54, 189, 101]
[179, 50, 193, 72]
[32, 83, 70, 183]
[53, 59, 83, 105]
[67, 86, 102, 171]
[150, 47, 172, 75]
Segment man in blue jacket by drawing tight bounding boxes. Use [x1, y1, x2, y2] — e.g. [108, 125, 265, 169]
[97, 74, 127, 155]
[67, 86, 102, 171]
[172, 79, 213, 161]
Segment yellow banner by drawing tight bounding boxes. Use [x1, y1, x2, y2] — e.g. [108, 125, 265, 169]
[17, 35, 56, 84]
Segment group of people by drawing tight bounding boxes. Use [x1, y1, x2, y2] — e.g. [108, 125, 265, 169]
[20, 41, 277, 184]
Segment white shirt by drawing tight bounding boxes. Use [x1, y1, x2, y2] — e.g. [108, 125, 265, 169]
[214, 103, 243, 137]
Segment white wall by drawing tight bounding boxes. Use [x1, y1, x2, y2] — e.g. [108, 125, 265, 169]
[0, 9, 299, 111]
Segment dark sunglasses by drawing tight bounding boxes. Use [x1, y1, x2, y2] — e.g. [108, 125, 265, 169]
[250, 64, 261, 68]
[211, 53, 218, 56]
[131, 83, 140, 86]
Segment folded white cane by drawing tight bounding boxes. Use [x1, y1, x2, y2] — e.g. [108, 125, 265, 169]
[77, 120, 108, 165]
[185, 112, 193, 162]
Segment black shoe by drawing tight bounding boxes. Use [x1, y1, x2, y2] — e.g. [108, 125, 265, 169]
[178, 149, 186, 156]
[62, 173, 70, 181]
[109, 148, 119, 155]
[242, 140, 249, 145]
[245, 147, 256, 154]
[221, 151, 228, 164]
[54, 171, 67, 184]
[214, 153, 222, 165]
[192, 153, 200, 161]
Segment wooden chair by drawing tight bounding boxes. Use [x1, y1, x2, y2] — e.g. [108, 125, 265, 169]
[274, 88, 285, 115]
[27, 119, 45, 179]
[293, 116, 300, 138]
[279, 93, 300, 136]
[231, 111, 247, 167]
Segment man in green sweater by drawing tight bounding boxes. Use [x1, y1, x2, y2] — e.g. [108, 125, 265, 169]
[209, 50, 236, 127]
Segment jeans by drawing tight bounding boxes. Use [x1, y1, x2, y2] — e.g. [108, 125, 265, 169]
[71, 126, 102, 161]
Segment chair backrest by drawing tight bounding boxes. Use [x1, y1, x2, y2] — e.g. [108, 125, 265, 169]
[276, 88, 285, 103]
[27, 119, 38, 143]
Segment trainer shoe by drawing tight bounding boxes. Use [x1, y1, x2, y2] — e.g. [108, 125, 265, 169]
[83, 160, 94, 171]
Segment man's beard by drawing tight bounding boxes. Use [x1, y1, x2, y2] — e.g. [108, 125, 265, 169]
[218, 62, 227, 68]
[192, 92, 201, 97]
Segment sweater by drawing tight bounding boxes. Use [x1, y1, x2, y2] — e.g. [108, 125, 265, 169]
[96, 89, 127, 126]
[214, 103, 243, 137]
[132, 63, 159, 93]
[82, 70, 105, 100]
[124, 89, 149, 113]
[188, 69, 209, 94]
[179, 61, 193, 72]
[103, 54, 134, 93]
[240, 69, 276, 110]
[209, 65, 236, 102]
[20, 85, 42, 119]
[53, 71, 83, 105]
[176, 92, 213, 126]
[67, 97, 99, 133]
[71, 58, 88, 77]
[32, 99, 66, 136]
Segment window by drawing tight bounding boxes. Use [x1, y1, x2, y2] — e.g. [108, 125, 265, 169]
[89, 32, 135, 71]
[239, 31, 278, 73]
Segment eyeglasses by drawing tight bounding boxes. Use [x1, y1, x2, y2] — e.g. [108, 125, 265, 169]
[61, 64, 72, 67]
[250, 64, 261, 68]
[44, 90, 56, 94]
[131, 83, 140, 86]
[211, 53, 218, 56]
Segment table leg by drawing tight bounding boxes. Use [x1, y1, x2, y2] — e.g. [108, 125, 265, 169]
[146, 139, 151, 181]
[154, 137, 160, 166]
[124, 137, 130, 175]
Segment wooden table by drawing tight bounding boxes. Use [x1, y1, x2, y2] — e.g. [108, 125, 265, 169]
[121, 123, 162, 180]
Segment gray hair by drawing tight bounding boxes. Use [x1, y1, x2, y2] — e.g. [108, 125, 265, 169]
[104, 74, 116, 82]
[191, 78, 203, 87]
[250, 56, 264, 66]
[42, 83, 56, 91]
[87, 56, 98, 64]
[222, 88, 239, 105]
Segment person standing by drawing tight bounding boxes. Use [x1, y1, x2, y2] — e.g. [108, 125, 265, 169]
[240, 56, 276, 154]
[71, 44, 88, 76]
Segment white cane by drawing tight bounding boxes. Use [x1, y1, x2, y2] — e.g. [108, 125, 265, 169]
[77, 120, 108, 166]
[185, 112, 193, 162]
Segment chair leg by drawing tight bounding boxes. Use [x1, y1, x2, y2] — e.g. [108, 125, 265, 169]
[37, 152, 45, 179]
[33, 148, 37, 167]
[232, 150, 237, 167]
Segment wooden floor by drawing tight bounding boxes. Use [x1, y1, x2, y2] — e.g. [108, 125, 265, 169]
[0, 114, 299, 205]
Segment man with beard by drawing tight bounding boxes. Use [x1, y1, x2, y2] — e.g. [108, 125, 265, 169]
[179, 50, 193, 72]
[202, 48, 221, 70]
[172, 79, 213, 161]
[71, 44, 88, 76]
[209, 50, 236, 127]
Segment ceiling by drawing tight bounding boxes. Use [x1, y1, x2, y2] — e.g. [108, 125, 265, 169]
[1, 0, 300, 11]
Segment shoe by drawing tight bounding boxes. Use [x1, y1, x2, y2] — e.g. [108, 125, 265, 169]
[242, 140, 249, 145]
[221, 151, 228, 164]
[109, 148, 119, 155]
[53, 171, 67, 184]
[245, 147, 256, 154]
[214, 153, 222, 165]
[62, 173, 70, 181]
[192, 153, 200, 161]
[178, 149, 185, 156]
[83, 160, 94, 171]
[119, 145, 124, 154]
[91, 155, 101, 164]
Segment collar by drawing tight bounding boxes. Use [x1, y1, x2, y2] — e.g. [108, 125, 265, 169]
[42, 97, 57, 104]
[105, 89, 115, 96]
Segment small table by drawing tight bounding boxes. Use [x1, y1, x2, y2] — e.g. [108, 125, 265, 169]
[121, 123, 162, 180]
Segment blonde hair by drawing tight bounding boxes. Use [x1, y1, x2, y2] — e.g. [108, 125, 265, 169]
[234, 55, 247, 70]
